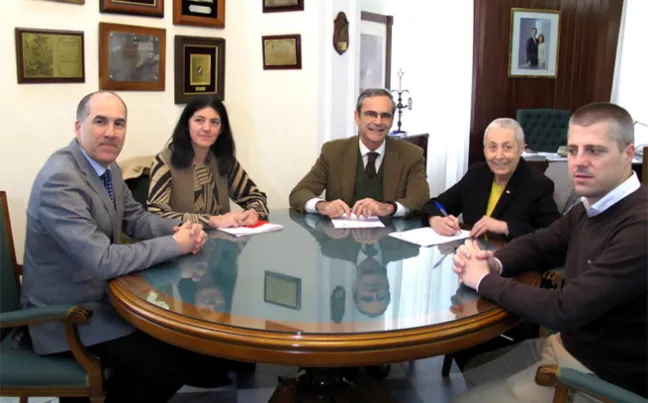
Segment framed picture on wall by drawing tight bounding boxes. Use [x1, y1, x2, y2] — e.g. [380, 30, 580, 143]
[262, 0, 303, 13]
[261, 34, 302, 70]
[100, 0, 164, 18]
[99, 22, 166, 91]
[173, 0, 225, 28]
[44, 0, 84, 4]
[15, 28, 85, 84]
[359, 11, 393, 91]
[509, 8, 560, 78]
[174, 35, 225, 104]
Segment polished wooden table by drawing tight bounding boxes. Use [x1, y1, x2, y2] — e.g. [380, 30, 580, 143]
[109, 210, 539, 402]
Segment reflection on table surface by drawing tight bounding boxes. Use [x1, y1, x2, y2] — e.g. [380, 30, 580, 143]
[122, 210, 504, 334]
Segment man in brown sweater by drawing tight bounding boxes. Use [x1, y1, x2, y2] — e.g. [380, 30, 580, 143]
[453, 102, 647, 402]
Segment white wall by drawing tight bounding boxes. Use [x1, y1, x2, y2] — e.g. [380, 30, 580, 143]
[0, 0, 323, 261]
[612, 0, 648, 146]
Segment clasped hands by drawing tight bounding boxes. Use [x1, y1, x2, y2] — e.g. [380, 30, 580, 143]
[173, 221, 207, 255]
[429, 215, 508, 238]
[452, 239, 500, 290]
[316, 198, 394, 218]
[208, 209, 259, 229]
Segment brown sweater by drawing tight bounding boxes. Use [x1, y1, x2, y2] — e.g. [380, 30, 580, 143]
[479, 186, 648, 397]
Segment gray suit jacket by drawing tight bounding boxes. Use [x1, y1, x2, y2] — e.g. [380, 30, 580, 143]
[21, 140, 183, 354]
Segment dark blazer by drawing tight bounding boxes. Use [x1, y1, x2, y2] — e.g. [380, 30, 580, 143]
[289, 136, 429, 214]
[526, 36, 538, 66]
[423, 159, 560, 239]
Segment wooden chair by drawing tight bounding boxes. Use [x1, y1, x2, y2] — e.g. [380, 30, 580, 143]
[0, 191, 105, 402]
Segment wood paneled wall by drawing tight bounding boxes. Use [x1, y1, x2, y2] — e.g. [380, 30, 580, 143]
[469, 0, 624, 164]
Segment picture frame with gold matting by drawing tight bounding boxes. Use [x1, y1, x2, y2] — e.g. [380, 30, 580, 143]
[264, 271, 301, 310]
[100, 0, 164, 18]
[173, 0, 225, 28]
[174, 35, 225, 104]
[15, 28, 85, 84]
[262, 34, 302, 70]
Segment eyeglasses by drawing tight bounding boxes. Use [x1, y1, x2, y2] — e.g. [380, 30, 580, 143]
[363, 111, 393, 120]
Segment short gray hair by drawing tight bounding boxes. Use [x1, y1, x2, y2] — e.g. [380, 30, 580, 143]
[356, 88, 396, 114]
[569, 102, 634, 150]
[76, 90, 128, 121]
[483, 118, 525, 147]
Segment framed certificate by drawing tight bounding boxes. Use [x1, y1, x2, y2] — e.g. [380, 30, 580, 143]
[264, 271, 301, 310]
[15, 28, 85, 84]
[174, 35, 225, 104]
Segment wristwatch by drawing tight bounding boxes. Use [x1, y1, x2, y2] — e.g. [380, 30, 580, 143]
[386, 201, 398, 216]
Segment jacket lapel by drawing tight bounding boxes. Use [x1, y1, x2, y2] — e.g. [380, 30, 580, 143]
[382, 138, 403, 201]
[473, 167, 493, 217]
[340, 138, 359, 202]
[69, 140, 118, 239]
[490, 160, 528, 219]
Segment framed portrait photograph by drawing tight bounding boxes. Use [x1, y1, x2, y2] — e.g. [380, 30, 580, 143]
[15, 28, 85, 84]
[359, 11, 393, 91]
[173, 0, 225, 28]
[261, 34, 301, 70]
[99, 22, 166, 91]
[174, 35, 225, 104]
[509, 8, 560, 78]
[262, 0, 303, 13]
[100, 0, 164, 18]
[264, 271, 301, 310]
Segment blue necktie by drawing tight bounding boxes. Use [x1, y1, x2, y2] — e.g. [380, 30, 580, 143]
[101, 169, 115, 202]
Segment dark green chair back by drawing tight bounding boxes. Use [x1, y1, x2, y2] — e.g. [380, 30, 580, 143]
[0, 191, 21, 340]
[125, 173, 150, 209]
[516, 109, 570, 152]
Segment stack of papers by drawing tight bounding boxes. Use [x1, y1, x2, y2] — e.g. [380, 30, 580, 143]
[331, 214, 385, 229]
[388, 227, 470, 247]
[217, 220, 283, 237]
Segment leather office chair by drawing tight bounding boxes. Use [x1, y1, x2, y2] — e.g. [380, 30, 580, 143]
[516, 109, 570, 152]
[0, 191, 105, 402]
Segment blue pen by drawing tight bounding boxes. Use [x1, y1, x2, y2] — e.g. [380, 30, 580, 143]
[433, 201, 462, 236]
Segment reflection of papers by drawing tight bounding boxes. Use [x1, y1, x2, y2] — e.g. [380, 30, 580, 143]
[331, 215, 385, 229]
[388, 227, 470, 247]
[218, 222, 283, 237]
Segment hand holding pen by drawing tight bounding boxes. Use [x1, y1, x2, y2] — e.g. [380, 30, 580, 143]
[428, 201, 462, 236]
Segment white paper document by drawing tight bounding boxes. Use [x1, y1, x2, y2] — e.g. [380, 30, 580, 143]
[330, 214, 385, 229]
[388, 227, 470, 247]
[217, 222, 284, 237]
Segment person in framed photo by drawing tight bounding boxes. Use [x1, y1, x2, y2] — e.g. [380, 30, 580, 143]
[537, 34, 547, 69]
[526, 27, 538, 67]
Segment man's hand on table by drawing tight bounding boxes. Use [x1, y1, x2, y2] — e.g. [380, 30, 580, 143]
[452, 239, 500, 290]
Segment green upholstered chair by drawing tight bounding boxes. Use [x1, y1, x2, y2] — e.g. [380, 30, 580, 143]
[0, 191, 105, 403]
[535, 364, 647, 403]
[516, 109, 570, 152]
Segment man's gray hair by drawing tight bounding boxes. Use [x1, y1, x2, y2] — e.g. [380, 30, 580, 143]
[356, 88, 396, 114]
[569, 102, 634, 150]
[483, 118, 525, 147]
[76, 90, 128, 121]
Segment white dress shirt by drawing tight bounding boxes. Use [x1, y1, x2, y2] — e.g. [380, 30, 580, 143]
[304, 139, 409, 217]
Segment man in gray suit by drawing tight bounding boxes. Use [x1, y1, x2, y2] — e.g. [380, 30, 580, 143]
[21, 91, 232, 403]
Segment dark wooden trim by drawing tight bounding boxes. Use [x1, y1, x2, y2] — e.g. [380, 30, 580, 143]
[109, 272, 539, 366]
[262, 0, 303, 13]
[100, 0, 164, 18]
[0, 191, 20, 288]
[173, 0, 225, 28]
[360, 11, 394, 89]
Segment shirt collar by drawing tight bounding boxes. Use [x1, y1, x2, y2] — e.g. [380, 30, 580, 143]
[78, 142, 108, 177]
[581, 172, 641, 217]
[357, 245, 383, 266]
[358, 138, 386, 158]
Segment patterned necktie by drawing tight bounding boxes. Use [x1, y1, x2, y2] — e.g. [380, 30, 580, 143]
[101, 169, 115, 202]
[365, 151, 379, 180]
